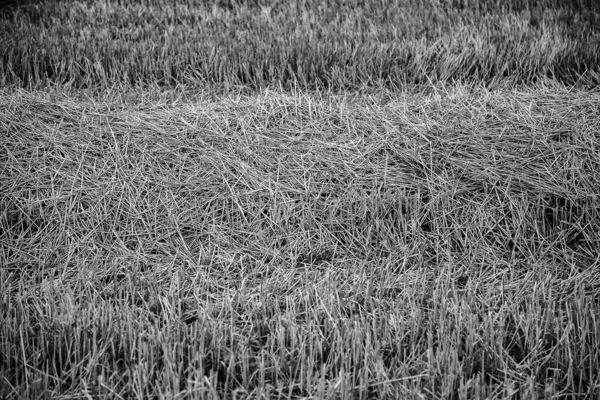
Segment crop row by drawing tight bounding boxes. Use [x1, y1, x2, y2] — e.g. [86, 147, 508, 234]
[1, 0, 599, 91]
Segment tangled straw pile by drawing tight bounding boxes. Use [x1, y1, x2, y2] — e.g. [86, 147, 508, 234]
[1, 80, 599, 398]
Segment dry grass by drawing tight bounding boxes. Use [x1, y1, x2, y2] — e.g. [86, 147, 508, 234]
[1, 80, 599, 399]
[1, 0, 599, 91]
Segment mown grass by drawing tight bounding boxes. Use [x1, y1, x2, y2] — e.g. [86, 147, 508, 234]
[1, 0, 599, 91]
[2, 0, 600, 399]
[1, 81, 599, 399]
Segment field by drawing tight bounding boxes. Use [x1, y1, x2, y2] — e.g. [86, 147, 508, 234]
[1, 0, 600, 399]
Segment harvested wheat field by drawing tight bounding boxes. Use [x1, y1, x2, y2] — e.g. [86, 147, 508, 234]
[1, 0, 600, 399]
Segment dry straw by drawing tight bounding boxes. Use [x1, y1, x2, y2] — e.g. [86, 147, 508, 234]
[1, 80, 599, 398]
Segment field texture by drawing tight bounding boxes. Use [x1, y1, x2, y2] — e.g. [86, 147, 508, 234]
[1, 0, 600, 399]
[1, 0, 600, 91]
